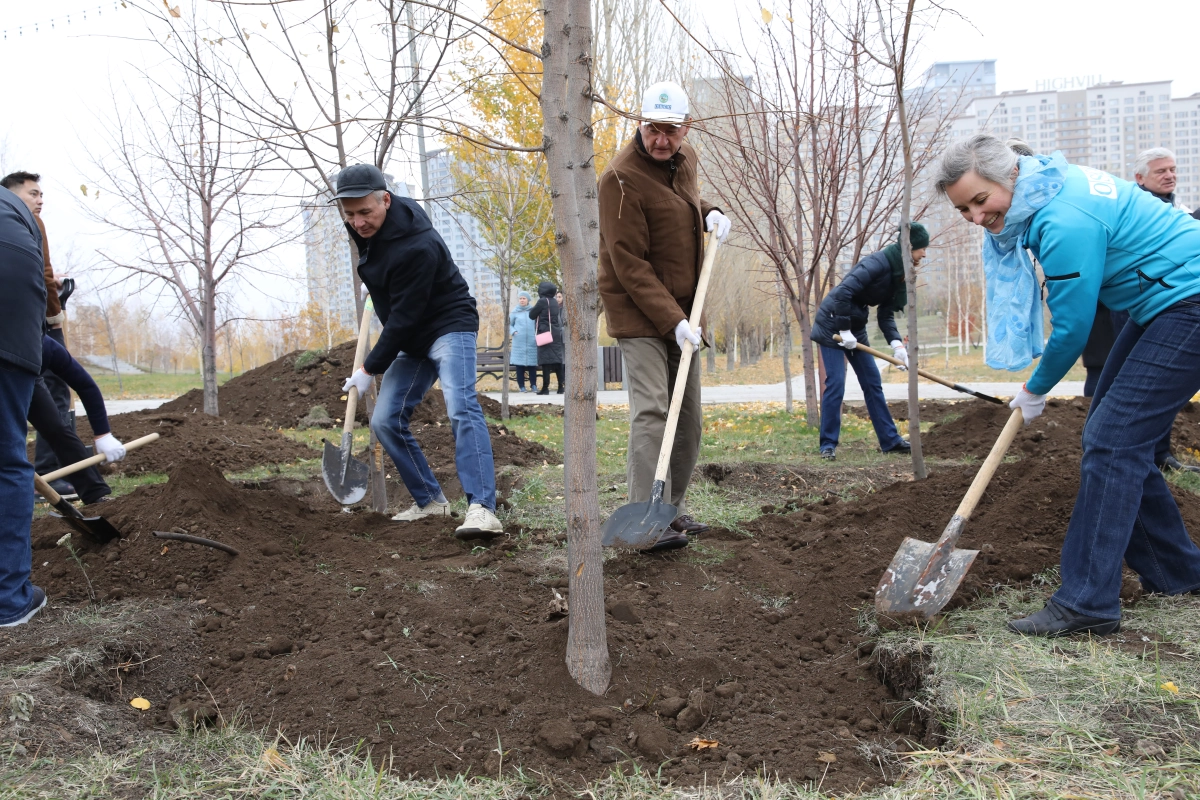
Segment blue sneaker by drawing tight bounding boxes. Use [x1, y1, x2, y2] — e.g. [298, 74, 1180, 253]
[0, 586, 47, 628]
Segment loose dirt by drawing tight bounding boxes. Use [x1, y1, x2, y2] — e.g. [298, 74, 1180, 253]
[19, 401, 1200, 791]
[156, 340, 543, 429]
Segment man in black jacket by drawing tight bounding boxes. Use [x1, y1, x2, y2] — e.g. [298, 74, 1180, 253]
[335, 165, 501, 539]
[811, 223, 929, 460]
[0, 185, 49, 627]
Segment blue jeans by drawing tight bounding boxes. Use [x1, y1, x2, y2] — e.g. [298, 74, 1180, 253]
[514, 365, 538, 391]
[0, 363, 37, 625]
[372, 332, 496, 511]
[819, 341, 905, 452]
[1055, 296, 1200, 619]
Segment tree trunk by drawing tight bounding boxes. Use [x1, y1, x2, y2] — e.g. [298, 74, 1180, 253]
[779, 292, 792, 414]
[787, 295, 818, 426]
[705, 330, 716, 374]
[542, 0, 610, 696]
[501, 336, 511, 421]
[725, 326, 736, 371]
[202, 279, 219, 416]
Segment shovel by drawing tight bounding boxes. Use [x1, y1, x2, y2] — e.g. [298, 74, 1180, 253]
[602, 231, 720, 549]
[875, 407, 1024, 617]
[38, 433, 161, 484]
[34, 473, 122, 543]
[832, 336, 1004, 405]
[322, 300, 375, 505]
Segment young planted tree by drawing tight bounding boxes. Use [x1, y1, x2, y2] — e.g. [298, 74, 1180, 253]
[86, 22, 289, 415]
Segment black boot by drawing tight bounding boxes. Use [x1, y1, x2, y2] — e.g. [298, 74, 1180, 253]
[1007, 599, 1120, 637]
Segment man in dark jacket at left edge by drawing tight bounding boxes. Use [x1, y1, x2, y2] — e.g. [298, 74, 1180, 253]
[0, 185, 50, 627]
[336, 165, 502, 539]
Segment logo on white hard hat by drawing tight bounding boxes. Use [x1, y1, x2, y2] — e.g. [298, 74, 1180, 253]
[642, 81, 688, 124]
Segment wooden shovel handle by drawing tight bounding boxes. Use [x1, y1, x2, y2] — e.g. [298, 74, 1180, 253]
[653, 231, 720, 483]
[40, 433, 161, 484]
[33, 473, 61, 504]
[832, 336, 959, 392]
[344, 299, 375, 437]
[953, 407, 1024, 522]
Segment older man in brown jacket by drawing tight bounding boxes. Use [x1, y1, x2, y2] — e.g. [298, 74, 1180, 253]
[598, 80, 731, 552]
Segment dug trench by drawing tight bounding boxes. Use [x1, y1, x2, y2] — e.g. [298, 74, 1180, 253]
[13, 397, 1200, 791]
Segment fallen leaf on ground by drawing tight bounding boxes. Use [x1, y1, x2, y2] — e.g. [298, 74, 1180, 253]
[688, 738, 719, 750]
[1160, 681, 1180, 694]
[262, 747, 286, 769]
[816, 751, 837, 763]
[130, 697, 151, 711]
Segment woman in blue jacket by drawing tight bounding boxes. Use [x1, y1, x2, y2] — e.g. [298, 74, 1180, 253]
[508, 291, 539, 392]
[810, 224, 928, 459]
[936, 134, 1200, 637]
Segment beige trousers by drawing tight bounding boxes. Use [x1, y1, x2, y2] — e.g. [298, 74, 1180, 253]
[617, 337, 703, 512]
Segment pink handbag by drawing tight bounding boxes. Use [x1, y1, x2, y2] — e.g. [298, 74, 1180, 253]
[535, 310, 553, 346]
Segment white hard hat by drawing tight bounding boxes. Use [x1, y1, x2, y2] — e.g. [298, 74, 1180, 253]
[641, 81, 689, 125]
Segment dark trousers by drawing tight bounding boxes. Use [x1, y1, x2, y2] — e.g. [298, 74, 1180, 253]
[818, 341, 905, 452]
[34, 328, 72, 474]
[27, 380, 110, 503]
[1055, 296, 1200, 619]
[539, 363, 564, 393]
[0, 362, 37, 625]
[514, 365, 538, 391]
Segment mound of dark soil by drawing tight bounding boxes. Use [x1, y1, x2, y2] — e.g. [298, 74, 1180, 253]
[922, 398, 1200, 463]
[156, 340, 545, 429]
[53, 412, 319, 475]
[28, 460, 903, 791]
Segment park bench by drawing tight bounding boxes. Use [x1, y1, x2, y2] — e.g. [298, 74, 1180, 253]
[475, 344, 515, 385]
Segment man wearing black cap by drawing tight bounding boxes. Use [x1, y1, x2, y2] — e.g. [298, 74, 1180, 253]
[334, 165, 502, 539]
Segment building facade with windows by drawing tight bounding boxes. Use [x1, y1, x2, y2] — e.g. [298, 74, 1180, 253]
[426, 149, 503, 305]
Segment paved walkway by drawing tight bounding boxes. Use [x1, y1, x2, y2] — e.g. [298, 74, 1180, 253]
[488, 368, 1083, 407]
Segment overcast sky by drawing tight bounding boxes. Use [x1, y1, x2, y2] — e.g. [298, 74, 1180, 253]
[2, 0, 1198, 313]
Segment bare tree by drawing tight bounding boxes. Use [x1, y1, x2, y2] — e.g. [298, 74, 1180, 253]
[450, 150, 557, 419]
[86, 23, 290, 415]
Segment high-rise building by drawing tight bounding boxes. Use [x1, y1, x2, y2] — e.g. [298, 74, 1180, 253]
[426, 149, 502, 305]
[912, 60, 997, 118]
[302, 172, 413, 331]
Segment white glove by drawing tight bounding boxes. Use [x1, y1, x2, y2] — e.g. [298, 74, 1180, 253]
[705, 210, 731, 242]
[674, 319, 702, 350]
[94, 433, 126, 463]
[838, 330, 857, 350]
[1009, 384, 1047, 425]
[342, 367, 374, 398]
[890, 340, 909, 370]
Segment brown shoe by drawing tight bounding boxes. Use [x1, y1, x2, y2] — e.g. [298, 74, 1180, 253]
[670, 514, 710, 535]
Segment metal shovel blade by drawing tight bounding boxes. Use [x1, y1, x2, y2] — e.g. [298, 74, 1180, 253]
[875, 516, 979, 617]
[601, 481, 677, 548]
[321, 433, 369, 506]
[49, 502, 122, 543]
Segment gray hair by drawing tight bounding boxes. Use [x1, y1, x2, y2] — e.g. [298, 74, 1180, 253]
[1135, 147, 1176, 178]
[934, 134, 1021, 195]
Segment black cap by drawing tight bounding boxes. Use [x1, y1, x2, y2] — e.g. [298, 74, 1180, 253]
[332, 164, 388, 200]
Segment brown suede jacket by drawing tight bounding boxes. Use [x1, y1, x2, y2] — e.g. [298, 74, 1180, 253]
[598, 132, 717, 339]
[35, 215, 62, 321]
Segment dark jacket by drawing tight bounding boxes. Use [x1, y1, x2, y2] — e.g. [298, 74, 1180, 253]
[1081, 301, 1115, 370]
[0, 186, 47, 374]
[811, 250, 902, 348]
[597, 131, 719, 339]
[528, 281, 565, 365]
[348, 193, 478, 373]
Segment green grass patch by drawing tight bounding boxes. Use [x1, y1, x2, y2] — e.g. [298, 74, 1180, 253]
[280, 426, 368, 451]
[87, 371, 235, 400]
[226, 458, 323, 483]
[870, 586, 1200, 798]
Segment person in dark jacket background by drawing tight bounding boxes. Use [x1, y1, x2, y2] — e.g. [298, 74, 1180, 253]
[811, 223, 929, 460]
[1081, 301, 1114, 397]
[528, 281, 565, 395]
[0, 185, 49, 627]
[335, 165, 502, 539]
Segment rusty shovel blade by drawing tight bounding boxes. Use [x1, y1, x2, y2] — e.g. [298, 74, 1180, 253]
[875, 515, 979, 618]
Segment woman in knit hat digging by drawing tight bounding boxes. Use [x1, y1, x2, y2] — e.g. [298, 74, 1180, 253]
[809, 223, 929, 460]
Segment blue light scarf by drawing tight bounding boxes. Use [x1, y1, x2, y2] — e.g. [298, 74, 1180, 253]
[982, 152, 1068, 371]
